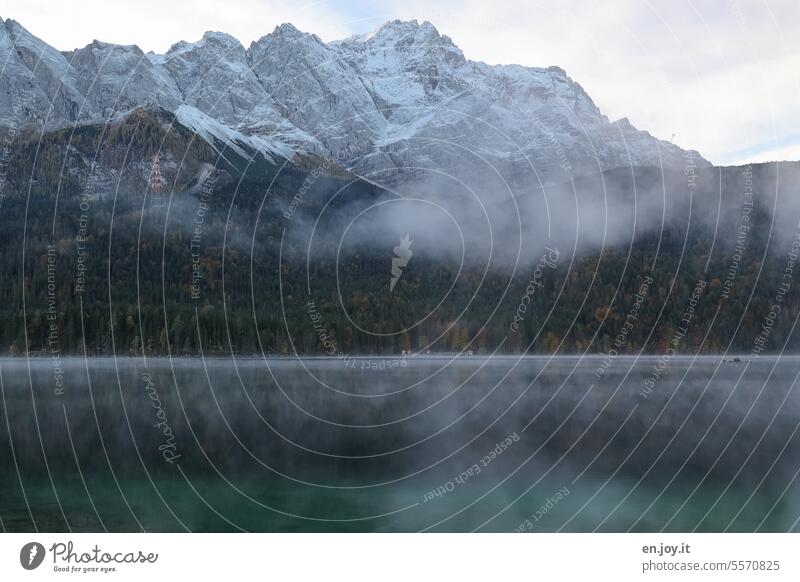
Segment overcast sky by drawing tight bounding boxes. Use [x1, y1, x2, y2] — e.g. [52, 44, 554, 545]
[2, 0, 798, 165]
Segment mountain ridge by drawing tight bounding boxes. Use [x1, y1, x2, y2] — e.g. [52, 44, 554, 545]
[0, 16, 709, 186]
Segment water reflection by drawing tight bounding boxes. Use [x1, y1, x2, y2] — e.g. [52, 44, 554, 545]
[0, 356, 798, 532]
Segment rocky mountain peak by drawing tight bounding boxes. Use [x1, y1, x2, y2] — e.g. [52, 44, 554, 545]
[259, 22, 323, 46]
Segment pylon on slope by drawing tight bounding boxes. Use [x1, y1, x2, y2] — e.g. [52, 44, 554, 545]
[148, 153, 164, 208]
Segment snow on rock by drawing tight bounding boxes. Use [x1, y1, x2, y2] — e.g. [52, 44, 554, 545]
[0, 17, 709, 182]
[175, 104, 295, 161]
[68, 40, 183, 120]
[247, 23, 387, 159]
[0, 18, 85, 128]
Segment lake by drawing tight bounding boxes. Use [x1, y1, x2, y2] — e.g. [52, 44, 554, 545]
[0, 355, 798, 532]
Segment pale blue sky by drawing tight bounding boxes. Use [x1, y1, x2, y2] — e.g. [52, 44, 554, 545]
[2, 0, 798, 166]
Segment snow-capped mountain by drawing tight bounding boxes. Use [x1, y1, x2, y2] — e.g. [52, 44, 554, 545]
[0, 17, 709, 185]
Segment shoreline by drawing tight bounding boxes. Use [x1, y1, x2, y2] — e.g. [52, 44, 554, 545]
[0, 353, 791, 361]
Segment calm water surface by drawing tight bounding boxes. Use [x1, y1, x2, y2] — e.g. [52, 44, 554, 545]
[0, 356, 798, 532]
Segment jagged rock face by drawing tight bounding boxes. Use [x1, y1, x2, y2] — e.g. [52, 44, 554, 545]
[69, 40, 183, 119]
[0, 16, 709, 184]
[159, 32, 280, 127]
[0, 18, 83, 127]
[335, 19, 469, 110]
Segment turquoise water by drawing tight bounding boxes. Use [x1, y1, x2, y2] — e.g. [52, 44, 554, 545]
[1, 356, 798, 532]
